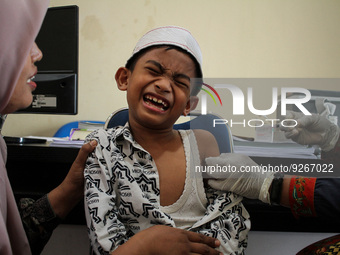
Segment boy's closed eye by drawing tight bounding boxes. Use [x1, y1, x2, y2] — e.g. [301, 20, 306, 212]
[145, 60, 164, 74]
[173, 74, 190, 88]
[146, 67, 162, 75]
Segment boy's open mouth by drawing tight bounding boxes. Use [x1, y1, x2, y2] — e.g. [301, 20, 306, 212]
[143, 94, 169, 111]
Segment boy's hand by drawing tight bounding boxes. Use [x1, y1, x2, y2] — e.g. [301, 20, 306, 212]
[133, 225, 222, 255]
[280, 111, 339, 151]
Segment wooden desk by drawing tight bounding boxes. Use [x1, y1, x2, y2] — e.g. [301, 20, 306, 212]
[6, 143, 339, 232]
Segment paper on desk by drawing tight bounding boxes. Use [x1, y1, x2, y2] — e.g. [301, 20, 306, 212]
[50, 138, 84, 148]
[69, 128, 93, 141]
[25, 136, 55, 142]
[233, 138, 318, 159]
[24, 136, 85, 148]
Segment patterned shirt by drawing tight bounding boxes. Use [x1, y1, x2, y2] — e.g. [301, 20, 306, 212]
[84, 124, 250, 255]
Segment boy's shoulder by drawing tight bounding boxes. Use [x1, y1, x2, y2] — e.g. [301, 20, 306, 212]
[192, 129, 216, 144]
[192, 129, 220, 159]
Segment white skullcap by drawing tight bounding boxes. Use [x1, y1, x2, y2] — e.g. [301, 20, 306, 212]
[130, 26, 203, 75]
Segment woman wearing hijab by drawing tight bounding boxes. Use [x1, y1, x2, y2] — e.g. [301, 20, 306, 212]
[0, 1, 96, 254]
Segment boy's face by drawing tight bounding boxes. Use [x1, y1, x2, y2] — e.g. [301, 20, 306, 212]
[116, 47, 199, 130]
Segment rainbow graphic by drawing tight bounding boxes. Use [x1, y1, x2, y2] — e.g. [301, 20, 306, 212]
[201, 83, 222, 106]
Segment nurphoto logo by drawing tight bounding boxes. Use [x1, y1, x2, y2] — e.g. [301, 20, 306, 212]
[194, 78, 315, 128]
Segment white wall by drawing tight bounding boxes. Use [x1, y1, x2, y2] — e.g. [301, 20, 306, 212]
[2, 0, 340, 138]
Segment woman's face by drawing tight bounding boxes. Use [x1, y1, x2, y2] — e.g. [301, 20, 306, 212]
[2, 43, 42, 114]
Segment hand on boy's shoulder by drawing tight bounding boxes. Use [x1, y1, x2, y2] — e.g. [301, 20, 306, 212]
[193, 129, 220, 161]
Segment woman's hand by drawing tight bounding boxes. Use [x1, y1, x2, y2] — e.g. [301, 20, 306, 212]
[48, 140, 97, 218]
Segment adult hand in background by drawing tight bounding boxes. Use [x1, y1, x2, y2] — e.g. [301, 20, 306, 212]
[280, 111, 339, 151]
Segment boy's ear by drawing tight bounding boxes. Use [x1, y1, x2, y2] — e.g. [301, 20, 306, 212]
[115, 67, 130, 91]
[183, 96, 199, 116]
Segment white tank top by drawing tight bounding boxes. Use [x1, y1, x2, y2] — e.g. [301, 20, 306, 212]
[160, 130, 208, 229]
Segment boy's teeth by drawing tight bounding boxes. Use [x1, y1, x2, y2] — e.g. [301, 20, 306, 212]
[146, 95, 168, 107]
[146, 101, 164, 110]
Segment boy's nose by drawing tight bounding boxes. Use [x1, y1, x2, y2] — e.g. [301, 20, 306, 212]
[154, 77, 172, 93]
